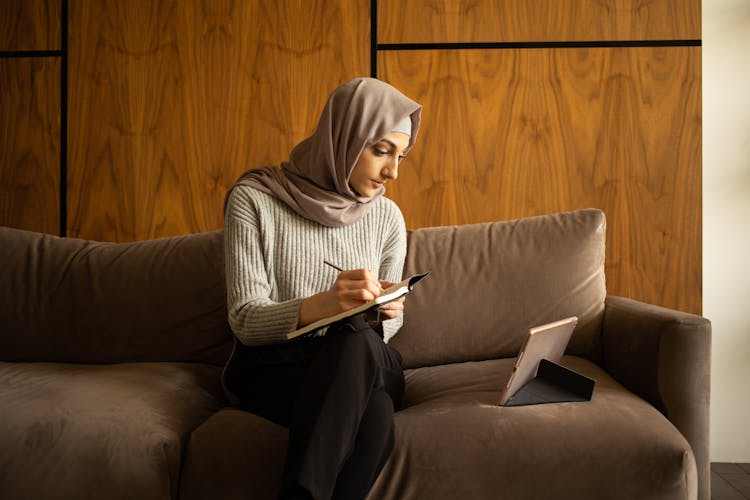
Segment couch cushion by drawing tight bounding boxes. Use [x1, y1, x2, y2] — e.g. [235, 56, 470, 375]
[0, 227, 232, 364]
[368, 356, 697, 500]
[174, 357, 696, 500]
[392, 209, 606, 368]
[0, 362, 224, 500]
[180, 408, 289, 500]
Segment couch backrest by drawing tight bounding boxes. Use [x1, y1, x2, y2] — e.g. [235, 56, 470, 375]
[0, 227, 233, 364]
[390, 209, 607, 369]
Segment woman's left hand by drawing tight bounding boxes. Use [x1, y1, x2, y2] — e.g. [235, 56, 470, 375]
[375, 280, 405, 320]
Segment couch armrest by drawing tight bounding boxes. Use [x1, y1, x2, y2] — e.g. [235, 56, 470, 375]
[602, 295, 711, 500]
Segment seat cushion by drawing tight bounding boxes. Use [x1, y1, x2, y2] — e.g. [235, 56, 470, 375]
[368, 356, 697, 500]
[180, 408, 289, 500]
[393, 209, 606, 368]
[177, 356, 696, 500]
[0, 362, 224, 500]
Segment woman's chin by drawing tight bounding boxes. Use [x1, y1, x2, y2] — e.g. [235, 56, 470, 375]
[351, 185, 381, 199]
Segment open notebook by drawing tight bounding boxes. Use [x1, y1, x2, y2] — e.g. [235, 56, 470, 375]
[287, 271, 430, 340]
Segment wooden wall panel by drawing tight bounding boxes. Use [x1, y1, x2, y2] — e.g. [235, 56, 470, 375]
[381, 47, 701, 314]
[379, 0, 700, 44]
[0, 57, 60, 233]
[0, 0, 61, 51]
[68, 0, 368, 241]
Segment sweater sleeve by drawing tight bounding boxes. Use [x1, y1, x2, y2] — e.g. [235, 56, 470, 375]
[224, 188, 302, 346]
[378, 199, 408, 343]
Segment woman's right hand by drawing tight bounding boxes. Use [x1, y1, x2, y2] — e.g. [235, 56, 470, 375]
[298, 269, 383, 327]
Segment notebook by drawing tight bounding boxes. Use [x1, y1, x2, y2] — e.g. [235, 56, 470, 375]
[286, 271, 431, 340]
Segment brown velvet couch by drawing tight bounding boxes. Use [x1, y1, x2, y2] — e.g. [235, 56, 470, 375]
[0, 208, 711, 500]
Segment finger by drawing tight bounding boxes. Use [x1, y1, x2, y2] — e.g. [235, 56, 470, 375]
[353, 277, 383, 298]
[367, 279, 384, 297]
[340, 287, 377, 303]
[337, 270, 382, 295]
[339, 268, 377, 281]
[378, 306, 403, 319]
[334, 275, 379, 293]
[379, 301, 404, 312]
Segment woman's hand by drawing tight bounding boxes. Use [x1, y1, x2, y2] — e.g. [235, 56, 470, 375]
[373, 280, 405, 321]
[298, 269, 383, 327]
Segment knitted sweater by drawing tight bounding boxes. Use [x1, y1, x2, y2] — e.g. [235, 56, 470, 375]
[224, 185, 407, 346]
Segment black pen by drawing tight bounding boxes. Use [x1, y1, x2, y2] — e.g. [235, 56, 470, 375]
[324, 260, 386, 295]
[323, 260, 344, 273]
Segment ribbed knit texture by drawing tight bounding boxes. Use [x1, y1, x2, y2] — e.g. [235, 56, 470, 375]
[225, 185, 407, 346]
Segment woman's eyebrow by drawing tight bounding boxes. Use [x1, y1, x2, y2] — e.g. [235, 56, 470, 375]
[379, 139, 397, 150]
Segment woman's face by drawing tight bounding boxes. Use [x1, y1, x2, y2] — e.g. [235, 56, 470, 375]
[349, 132, 411, 198]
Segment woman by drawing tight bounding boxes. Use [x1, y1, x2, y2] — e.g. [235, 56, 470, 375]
[222, 77, 422, 500]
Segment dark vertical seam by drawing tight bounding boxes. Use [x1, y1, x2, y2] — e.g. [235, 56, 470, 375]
[370, 0, 378, 77]
[59, 0, 69, 236]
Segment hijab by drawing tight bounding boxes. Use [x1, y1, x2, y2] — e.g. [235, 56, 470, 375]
[225, 77, 422, 227]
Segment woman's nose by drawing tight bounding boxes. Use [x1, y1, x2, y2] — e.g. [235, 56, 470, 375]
[383, 160, 399, 180]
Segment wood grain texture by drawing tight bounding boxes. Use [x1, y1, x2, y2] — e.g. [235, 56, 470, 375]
[379, 0, 701, 44]
[0, 0, 61, 51]
[0, 57, 60, 233]
[381, 47, 702, 314]
[67, 0, 368, 241]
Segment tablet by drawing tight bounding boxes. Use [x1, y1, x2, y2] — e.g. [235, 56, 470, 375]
[498, 316, 578, 406]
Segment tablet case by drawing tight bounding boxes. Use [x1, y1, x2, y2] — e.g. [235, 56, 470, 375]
[505, 359, 596, 406]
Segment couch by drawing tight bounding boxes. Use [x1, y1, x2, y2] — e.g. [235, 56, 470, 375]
[0, 208, 711, 500]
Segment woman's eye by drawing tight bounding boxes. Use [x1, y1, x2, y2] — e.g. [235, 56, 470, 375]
[374, 148, 389, 156]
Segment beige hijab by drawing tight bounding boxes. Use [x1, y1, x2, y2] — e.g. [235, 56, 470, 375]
[226, 78, 422, 227]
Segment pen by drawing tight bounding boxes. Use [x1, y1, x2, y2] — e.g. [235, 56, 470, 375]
[323, 260, 344, 272]
[324, 260, 383, 322]
[324, 260, 386, 294]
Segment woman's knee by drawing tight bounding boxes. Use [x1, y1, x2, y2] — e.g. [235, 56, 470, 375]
[323, 320, 380, 363]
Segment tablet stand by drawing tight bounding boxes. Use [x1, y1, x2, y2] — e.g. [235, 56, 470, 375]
[505, 359, 596, 407]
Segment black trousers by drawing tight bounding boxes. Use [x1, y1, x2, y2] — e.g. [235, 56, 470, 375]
[223, 314, 405, 500]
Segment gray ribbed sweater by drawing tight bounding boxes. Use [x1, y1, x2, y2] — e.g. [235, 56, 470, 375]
[224, 185, 407, 346]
